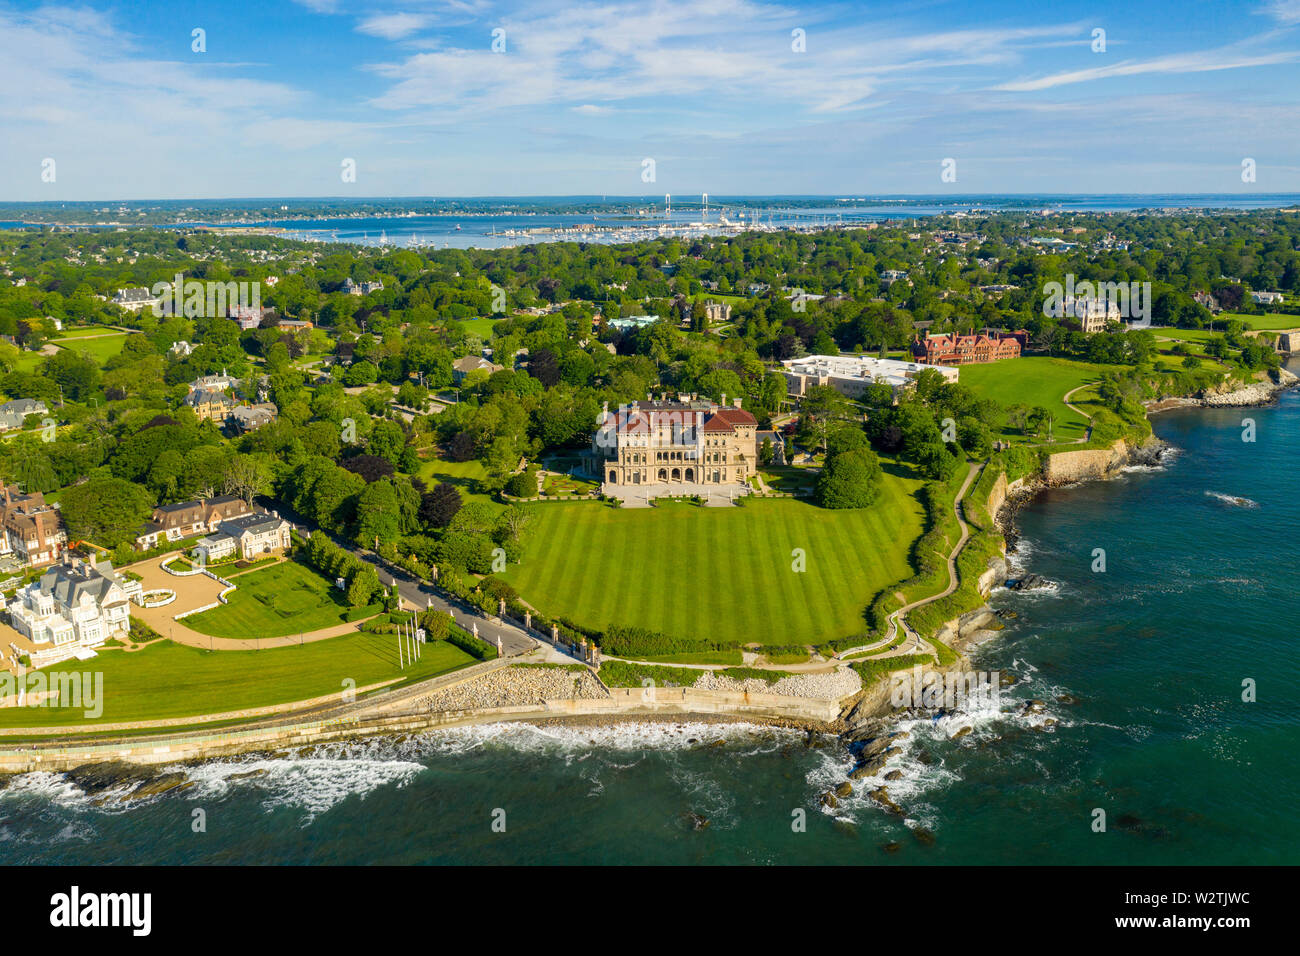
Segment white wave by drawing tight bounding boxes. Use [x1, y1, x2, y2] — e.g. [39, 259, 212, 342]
[1204, 491, 1259, 508]
[179, 753, 424, 825]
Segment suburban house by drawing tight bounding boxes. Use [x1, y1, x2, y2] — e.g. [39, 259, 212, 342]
[703, 301, 732, 323]
[135, 495, 254, 551]
[229, 403, 278, 432]
[7, 558, 141, 665]
[1045, 295, 1121, 334]
[881, 270, 909, 285]
[912, 330, 1027, 366]
[277, 319, 314, 330]
[185, 388, 237, 423]
[0, 485, 67, 567]
[782, 354, 958, 401]
[606, 314, 660, 331]
[169, 340, 194, 358]
[452, 355, 504, 383]
[757, 429, 787, 466]
[0, 398, 49, 431]
[1192, 291, 1221, 313]
[189, 369, 239, 392]
[1251, 291, 1285, 305]
[344, 278, 385, 296]
[194, 513, 291, 562]
[111, 287, 162, 312]
[590, 396, 758, 490]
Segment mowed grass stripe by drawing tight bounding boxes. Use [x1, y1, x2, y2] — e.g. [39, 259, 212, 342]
[500, 472, 927, 647]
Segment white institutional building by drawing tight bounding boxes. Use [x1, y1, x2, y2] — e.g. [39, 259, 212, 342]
[781, 354, 958, 401]
[5, 559, 142, 666]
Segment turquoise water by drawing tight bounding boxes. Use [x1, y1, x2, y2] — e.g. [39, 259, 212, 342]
[3, 376, 1298, 864]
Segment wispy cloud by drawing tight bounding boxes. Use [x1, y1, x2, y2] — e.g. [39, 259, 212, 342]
[356, 12, 435, 40]
[1260, 0, 1300, 24]
[994, 48, 1300, 91]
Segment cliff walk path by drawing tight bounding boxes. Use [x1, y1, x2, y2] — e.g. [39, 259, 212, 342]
[836, 460, 984, 663]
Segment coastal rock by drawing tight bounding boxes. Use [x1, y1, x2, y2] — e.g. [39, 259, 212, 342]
[834, 781, 853, 799]
[64, 761, 157, 795]
[1009, 573, 1053, 592]
[122, 772, 193, 802]
[686, 812, 710, 831]
[869, 787, 904, 816]
[821, 791, 839, 809]
[912, 827, 936, 847]
[951, 726, 973, 739]
[881, 841, 903, 854]
[884, 770, 903, 781]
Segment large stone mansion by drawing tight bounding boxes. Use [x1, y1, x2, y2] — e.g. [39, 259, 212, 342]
[589, 396, 758, 490]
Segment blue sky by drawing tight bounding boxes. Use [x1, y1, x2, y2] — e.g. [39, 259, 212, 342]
[2, 0, 1299, 199]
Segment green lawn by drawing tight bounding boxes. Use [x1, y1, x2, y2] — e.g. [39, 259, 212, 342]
[1218, 311, 1299, 331]
[457, 316, 499, 339]
[0, 635, 475, 729]
[54, 325, 129, 338]
[53, 333, 130, 364]
[417, 451, 501, 508]
[960, 356, 1120, 443]
[498, 468, 927, 646]
[184, 561, 357, 639]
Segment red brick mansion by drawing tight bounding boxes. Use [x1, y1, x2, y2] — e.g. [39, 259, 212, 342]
[911, 329, 1028, 366]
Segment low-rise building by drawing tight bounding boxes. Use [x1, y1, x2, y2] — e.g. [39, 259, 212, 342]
[189, 369, 239, 392]
[782, 354, 959, 400]
[111, 287, 162, 312]
[229, 403, 278, 432]
[1048, 296, 1121, 334]
[0, 485, 66, 567]
[208, 513, 292, 560]
[1251, 291, 1285, 305]
[184, 388, 237, 423]
[912, 330, 1027, 365]
[8, 559, 141, 664]
[0, 398, 49, 431]
[452, 355, 504, 383]
[703, 301, 731, 323]
[135, 495, 254, 551]
[606, 314, 660, 331]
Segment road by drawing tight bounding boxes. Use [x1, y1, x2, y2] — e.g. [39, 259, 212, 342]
[354, 551, 537, 657]
[270, 500, 539, 658]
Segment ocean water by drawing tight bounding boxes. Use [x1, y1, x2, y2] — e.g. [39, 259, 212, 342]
[3, 375, 1298, 865]
[7, 194, 1298, 250]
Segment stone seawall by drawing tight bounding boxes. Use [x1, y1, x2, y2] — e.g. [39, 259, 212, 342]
[1042, 439, 1130, 485]
[0, 686, 848, 772]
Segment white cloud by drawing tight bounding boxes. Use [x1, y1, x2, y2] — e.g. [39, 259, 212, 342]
[356, 12, 434, 40]
[1260, 0, 1300, 25]
[994, 49, 1300, 92]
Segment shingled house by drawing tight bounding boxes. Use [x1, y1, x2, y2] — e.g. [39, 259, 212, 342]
[134, 495, 254, 551]
[0, 484, 67, 567]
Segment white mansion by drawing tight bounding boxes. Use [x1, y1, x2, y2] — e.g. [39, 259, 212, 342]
[6, 559, 142, 665]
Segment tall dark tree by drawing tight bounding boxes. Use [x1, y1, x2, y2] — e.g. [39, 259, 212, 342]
[419, 482, 463, 529]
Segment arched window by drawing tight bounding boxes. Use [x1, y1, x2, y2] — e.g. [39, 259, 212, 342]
[608, 471, 617, 483]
